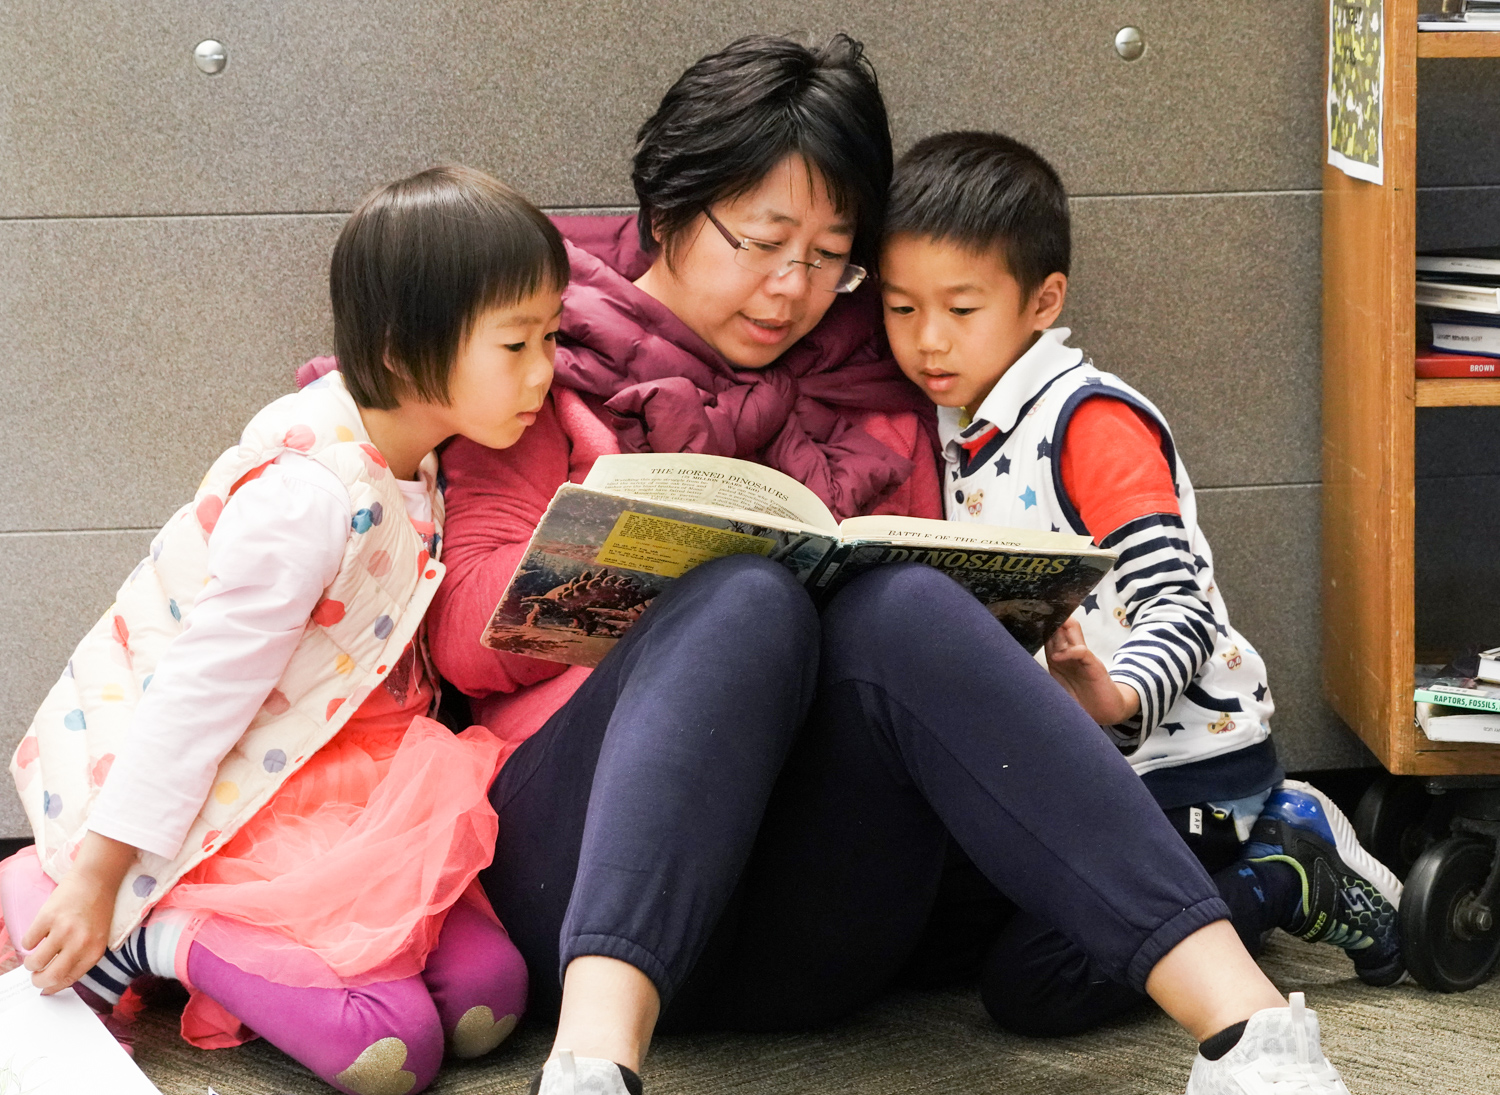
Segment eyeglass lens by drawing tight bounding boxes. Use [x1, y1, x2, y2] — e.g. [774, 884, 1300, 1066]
[731, 244, 865, 293]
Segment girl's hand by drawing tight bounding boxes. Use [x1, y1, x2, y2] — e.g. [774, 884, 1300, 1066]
[21, 832, 137, 995]
[1044, 618, 1141, 727]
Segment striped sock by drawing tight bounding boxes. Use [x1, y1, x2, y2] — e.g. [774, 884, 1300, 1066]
[76, 913, 187, 1004]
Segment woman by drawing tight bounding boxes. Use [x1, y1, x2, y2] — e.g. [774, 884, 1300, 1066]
[429, 35, 1351, 1095]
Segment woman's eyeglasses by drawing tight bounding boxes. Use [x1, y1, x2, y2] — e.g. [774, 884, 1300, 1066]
[704, 209, 867, 294]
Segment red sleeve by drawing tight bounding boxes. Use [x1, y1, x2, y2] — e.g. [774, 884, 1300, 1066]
[429, 396, 576, 698]
[1059, 396, 1179, 544]
[849, 409, 944, 519]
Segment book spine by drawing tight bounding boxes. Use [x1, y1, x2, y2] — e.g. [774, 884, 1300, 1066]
[1416, 354, 1500, 378]
[1433, 324, 1500, 358]
[1417, 282, 1500, 313]
[1418, 258, 1500, 277]
[1413, 688, 1500, 713]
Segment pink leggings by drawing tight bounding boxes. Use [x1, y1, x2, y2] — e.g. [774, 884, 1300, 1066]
[0, 850, 527, 1095]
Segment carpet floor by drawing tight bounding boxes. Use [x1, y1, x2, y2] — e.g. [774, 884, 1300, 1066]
[125, 931, 1500, 1095]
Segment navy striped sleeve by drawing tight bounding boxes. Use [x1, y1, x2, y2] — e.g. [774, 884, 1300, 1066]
[1099, 513, 1216, 737]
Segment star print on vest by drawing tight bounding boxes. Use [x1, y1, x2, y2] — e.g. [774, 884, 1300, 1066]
[956, 425, 1003, 478]
[937, 333, 1274, 780]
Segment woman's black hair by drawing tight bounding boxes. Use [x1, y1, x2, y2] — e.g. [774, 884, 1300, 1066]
[331, 164, 569, 410]
[885, 131, 1070, 299]
[632, 33, 893, 268]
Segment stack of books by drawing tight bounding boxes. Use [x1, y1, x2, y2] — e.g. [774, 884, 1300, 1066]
[1419, 0, 1500, 29]
[1415, 649, 1500, 743]
[1417, 249, 1500, 377]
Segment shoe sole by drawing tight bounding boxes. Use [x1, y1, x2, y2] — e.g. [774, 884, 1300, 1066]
[1279, 779, 1403, 909]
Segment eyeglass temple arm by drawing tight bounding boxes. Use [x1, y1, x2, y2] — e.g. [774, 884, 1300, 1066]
[703, 208, 745, 250]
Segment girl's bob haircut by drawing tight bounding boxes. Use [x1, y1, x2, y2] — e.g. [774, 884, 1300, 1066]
[331, 164, 569, 410]
[632, 33, 893, 270]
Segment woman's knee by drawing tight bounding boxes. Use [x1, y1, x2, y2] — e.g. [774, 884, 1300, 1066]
[672, 554, 818, 642]
[824, 562, 964, 635]
[820, 562, 984, 675]
[637, 553, 821, 703]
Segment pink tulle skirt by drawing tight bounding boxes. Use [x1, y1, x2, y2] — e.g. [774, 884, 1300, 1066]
[160, 702, 502, 994]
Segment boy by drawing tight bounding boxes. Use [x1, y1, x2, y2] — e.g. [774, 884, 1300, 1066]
[880, 132, 1403, 1033]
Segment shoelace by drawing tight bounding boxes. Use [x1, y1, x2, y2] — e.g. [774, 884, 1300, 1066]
[1238, 1059, 1346, 1094]
[1231, 992, 1346, 1094]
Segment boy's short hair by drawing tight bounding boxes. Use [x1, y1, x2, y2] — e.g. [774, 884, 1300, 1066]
[331, 165, 569, 410]
[632, 33, 893, 269]
[885, 131, 1070, 299]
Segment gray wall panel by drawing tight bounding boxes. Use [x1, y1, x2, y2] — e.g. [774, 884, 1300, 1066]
[0, 0, 1322, 218]
[1067, 193, 1322, 490]
[3, 192, 1319, 536]
[1196, 484, 1372, 773]
[0, 215, 342, 532]
[0, 531, 157, 836]
[0, 1, 1372, 834]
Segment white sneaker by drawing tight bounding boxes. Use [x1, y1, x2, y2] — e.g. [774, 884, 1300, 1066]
[528, 1050, 642, 1095]
[1185, 993, 1351, 1094]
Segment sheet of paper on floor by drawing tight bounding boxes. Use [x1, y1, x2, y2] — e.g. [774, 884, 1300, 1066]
[0, 965, 162, 1094]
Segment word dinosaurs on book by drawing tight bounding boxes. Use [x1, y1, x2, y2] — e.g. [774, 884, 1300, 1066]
[481, 453, 1116, 667]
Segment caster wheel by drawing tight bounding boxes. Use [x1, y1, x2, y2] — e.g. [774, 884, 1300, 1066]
[1401, 836, 1500, 992]
[1353, 773, 1442, 880]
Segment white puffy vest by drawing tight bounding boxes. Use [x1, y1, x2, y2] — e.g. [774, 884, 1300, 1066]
[9, 371, 445, 945]
[941, 331, 1273, 777]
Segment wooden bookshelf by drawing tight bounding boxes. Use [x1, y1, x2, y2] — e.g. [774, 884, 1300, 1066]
[1418, 30, 1500, 58]
[1323, 3, 1500, 774]
[1415, 378, 1500, 406]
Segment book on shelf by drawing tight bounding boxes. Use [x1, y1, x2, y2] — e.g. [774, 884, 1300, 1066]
[1416, 702, 1500, 744]
[1421, 308, 1500, 358]
[1416, 280, 1500, 314]
[1413, 674, 1500, 713]
[1417, 347, 1500, 377]
[1418, 248, 1500, 278]
[1419, 1, 1500, 29]
[480, 453, 1117, 667]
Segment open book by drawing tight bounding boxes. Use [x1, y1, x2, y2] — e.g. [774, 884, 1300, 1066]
[481, 454, 1117, 667]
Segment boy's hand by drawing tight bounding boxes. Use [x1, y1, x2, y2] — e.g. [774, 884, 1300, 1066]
[1045, 618, 1141, 727]
[21, 832, 136, 995]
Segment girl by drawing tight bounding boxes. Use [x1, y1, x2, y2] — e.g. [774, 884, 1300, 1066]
[1, 165, 565, 1095]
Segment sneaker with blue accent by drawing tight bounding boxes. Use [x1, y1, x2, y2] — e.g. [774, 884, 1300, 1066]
[1245, 779, 1405, 986]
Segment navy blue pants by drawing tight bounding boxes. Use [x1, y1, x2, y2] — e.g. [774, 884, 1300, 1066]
[481, 555, 1229, 1030]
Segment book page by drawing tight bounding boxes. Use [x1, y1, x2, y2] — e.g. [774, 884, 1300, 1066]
[838, 514, 1102, 555]
[582, 453, 838, 533]
[0, 967, 162, 1093]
